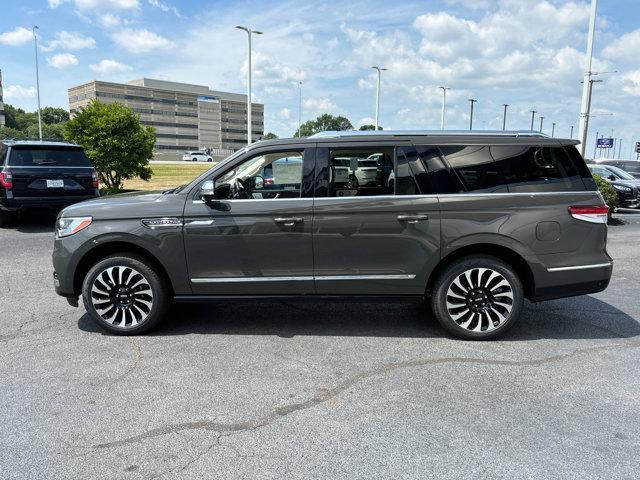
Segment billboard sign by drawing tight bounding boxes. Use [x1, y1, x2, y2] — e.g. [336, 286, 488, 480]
[597, 137, 614, 148]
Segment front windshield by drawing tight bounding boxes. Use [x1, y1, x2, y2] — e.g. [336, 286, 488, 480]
[605, 165, 635, 180]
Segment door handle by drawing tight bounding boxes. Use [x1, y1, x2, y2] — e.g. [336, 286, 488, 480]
[274, 217, 303, 227]
[397, 214, 429, 224]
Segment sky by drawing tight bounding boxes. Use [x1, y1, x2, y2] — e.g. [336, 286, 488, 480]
[0, 0, 639, 157]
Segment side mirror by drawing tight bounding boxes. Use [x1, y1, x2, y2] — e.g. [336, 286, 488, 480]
[200, 180, 215, 201]
[608, 175, 616, 181]
[253, 176, 264, 190]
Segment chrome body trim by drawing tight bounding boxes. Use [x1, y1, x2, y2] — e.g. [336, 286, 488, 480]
[547, 262, 613, 272]
[191, 274, 416, 283]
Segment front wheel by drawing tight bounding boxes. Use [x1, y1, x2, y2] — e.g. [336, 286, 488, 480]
[430, 256, 524, 340]
[82, 254, 169, 334]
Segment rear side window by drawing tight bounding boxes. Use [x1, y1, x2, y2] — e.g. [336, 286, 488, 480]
[440, 146, 508, 193]
[0, 143, 8, 165]
[563, 145, 597, 190]
[9, 146, 92, 167]
[491, 146, 585, 192]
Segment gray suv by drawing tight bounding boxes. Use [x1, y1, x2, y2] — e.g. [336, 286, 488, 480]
[52, 131, 613, 339]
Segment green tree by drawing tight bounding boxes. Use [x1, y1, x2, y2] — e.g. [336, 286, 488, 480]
[359, 124, 383, 131]
[0, 126, 28, 140]
[64, 100, 155, 193]
[294, 113, 353, 137]
[26, 122, 65, 141]
[41, 107, 70, 124]
[263, 132, 279, 140]
[593, 174, 618, 219]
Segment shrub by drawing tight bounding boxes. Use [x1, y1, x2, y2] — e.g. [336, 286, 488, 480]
[592, 174, 619, 215]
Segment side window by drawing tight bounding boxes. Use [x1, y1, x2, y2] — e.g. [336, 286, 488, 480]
[214, 150, 303, 200]
[395, 148, 420, 195]
[491, 146, 585, 192]
[440, 146, 507, 193]
[0, 144, 7, 165]
[563, 145, 597, 190]
[328, 148, 394, 197]
[414, 146, 464, 194]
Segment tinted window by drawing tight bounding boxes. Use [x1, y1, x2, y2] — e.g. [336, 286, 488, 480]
[491, 146, 584, 192]
[564, 145, 597, 190]
[414, 146, 464, 194]
[327, 148, 394, 197]
[395, 148, 419, 195]
[9, 146, 92, 167]
[440, 146, 507, 193]
[0, 143, 8, 165]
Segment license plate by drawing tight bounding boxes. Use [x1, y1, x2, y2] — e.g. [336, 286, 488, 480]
[46, 180, 64, 188]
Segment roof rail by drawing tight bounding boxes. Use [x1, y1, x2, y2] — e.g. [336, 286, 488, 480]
[309, 129, 550, 138]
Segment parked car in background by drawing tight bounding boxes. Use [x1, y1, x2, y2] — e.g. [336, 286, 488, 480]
[587, 164, 640, 208]
[0, 140, 99, 227]
[53, 131, 613, 340]
[182, 151, 213, 162]
[596, 159, 640, 179]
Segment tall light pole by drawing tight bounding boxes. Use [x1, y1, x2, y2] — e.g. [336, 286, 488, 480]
[539, 116, 544, 133]
[570, 125, 574, 139]
[33, 26, 42, 141]
[578, 0, 598, 157]
[551, 122, 556, 138]
[236, 25, 263, 145]
[468, 98, 477, 130]
[297, 81, 302, 137]
[617, 138, 623, 159]
[439, 86, 450, 130]
[593, 130, 599, 159]
[530, 110, 537, 131]
[372, 66, 387, 130]
[502, 104, 509, 130]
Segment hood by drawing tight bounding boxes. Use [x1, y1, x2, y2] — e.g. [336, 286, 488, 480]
[60, 190, 186, 220]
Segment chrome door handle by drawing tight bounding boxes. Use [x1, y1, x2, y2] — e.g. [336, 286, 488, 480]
[397, 214, 429, 224]
[274, 217, 303, 227]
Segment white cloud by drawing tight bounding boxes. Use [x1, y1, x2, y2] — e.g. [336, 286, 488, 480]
[100, 13, 121, 28]
[147, 0, 182, 17]
[42, 31, 95, 51]
[303, 97, 339, 114]
[89, 59, 132, 75]
[621, 70, 640, 97]
[0, 27, 33, 46]
[602, 30, 640, 63]
[4, 85, 37, 99]
[279, 108, 292, 120]
[47, 53, 79, 69]
[110, 28, 174, 53]
[50, 0, 140, 10]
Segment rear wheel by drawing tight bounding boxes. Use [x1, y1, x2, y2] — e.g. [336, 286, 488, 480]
[82, 254, 169, 334]
[430, 256, 524, 340]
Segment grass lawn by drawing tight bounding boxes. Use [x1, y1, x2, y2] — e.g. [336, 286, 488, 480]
[123, 162, 212, 191]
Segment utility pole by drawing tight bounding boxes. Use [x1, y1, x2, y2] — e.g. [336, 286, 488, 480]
[593, 130, 599, 159]
[618, 139, 623, 159]
[33, 26, 42, 141]
[235, 25, 263, 145]
[502, 104, 509, 130]
[539, 116, 545, 133]
[530, 110, 536, 131]
[578, 0, 598, 157]
[439, 86, 450, 130]
[570, 125, 574, 139]
[468, 98, 477, 130]
[552, 123, 556, 138]
[372, 66, 387, 130]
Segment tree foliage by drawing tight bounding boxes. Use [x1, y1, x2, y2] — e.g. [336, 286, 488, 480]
[263, 132, 279, 140]
[64, 100, 155, 193]
[294, 113, 353, 137]
[2, 104, 69, 140]
[592, 174, 618, 216]
[359, 124, 383, 131]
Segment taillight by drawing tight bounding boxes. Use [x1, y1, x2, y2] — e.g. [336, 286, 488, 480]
[91, 169, 99, 189]
[569, 205, 609, 224]
[0, 168, 12, 189]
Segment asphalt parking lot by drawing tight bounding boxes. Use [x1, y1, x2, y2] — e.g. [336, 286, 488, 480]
[1, 212, 640, 479]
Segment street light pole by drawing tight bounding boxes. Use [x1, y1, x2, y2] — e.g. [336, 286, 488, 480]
[578, 0, 598, 157]
[570, 125, 574, 139]
[236, 25, 263, 145]
[372, 66, 387, 130]
[297, 81, 302, 137]
[593, 131, 599, 159]
[439, 86, 450, 130]
[552, 122, 556, 138]
[530, 110, 536, 131]
[539, 116, 544, 133]
[618, 139, 623, 159]
[468, 98, 477, 130]
[32, 26, 42, 141]
[502, 104, 509, 130]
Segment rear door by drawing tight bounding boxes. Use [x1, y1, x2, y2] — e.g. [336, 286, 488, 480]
[312, 142, 441, 296]
[8, 145, 95, 198]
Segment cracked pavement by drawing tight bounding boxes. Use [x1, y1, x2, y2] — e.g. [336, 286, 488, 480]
[1, 211, 640, 479]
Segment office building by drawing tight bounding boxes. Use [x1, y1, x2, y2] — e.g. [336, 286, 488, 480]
[68, 78, 264, 159]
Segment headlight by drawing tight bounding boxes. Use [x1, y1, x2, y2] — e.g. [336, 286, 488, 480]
[56, 216, 93, 238]
[613, 184, 632, 193]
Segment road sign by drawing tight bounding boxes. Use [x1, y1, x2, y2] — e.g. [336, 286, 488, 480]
[636, 142, 640, 153]
[597, 138, 614, 148]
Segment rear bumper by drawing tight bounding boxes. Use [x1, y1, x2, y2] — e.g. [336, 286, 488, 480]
[530, 261, 613, 302]
[0, 194, 98, 211]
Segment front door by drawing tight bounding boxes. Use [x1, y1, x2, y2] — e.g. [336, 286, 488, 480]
[183, 145, 315, 295]
[312, 143, 441, 296]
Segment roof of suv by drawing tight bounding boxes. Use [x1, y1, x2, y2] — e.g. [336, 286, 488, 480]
[1, 140, 81, 148]
[255, 130, 580, 148]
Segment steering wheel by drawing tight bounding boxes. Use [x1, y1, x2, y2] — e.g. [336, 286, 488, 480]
[233, 178, 251, 199]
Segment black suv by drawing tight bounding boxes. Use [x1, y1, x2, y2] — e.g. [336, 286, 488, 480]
[52, 131, 613, 340]
[596, 160, 640, 179]
[0, 140, 99, 226]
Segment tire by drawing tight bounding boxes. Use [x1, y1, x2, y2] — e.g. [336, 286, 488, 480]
[430, 255, 524, 340]
[207, 158, 213, 162]
[82, 254, 169, 335]
[192, 158, 198, 162]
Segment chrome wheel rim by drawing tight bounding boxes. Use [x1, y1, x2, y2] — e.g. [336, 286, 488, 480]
[90, 266, 154, 328]
[445, 267, 514, 333]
